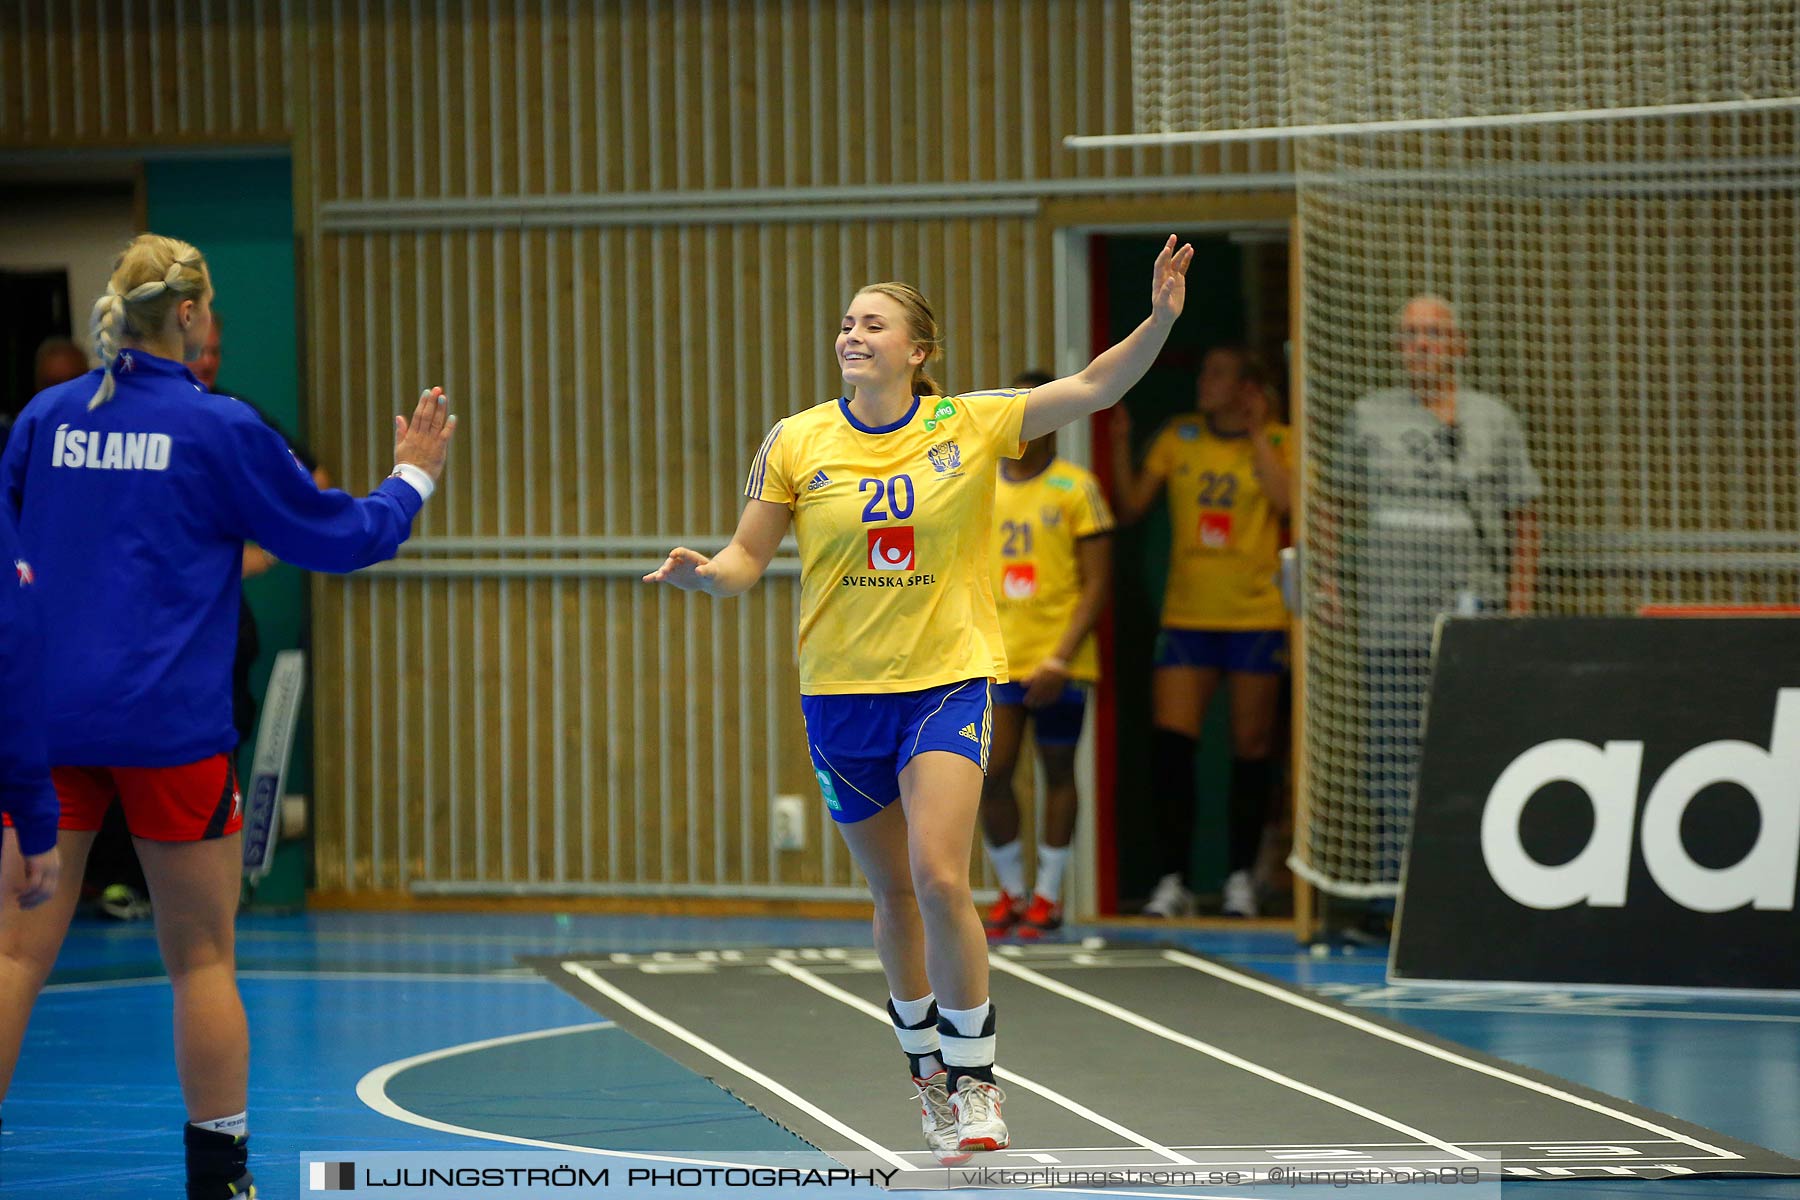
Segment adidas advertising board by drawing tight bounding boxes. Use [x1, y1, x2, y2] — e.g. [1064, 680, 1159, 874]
[1393, 617, 1800, 989]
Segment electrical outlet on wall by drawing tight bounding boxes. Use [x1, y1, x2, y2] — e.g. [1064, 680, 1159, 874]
[773, 794, 806, 851]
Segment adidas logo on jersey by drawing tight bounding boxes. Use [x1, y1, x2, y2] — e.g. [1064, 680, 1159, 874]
[959, 723, 981, 744]
[806, 469, 831, 491]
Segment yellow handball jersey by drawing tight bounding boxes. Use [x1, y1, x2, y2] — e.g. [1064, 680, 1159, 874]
[745, 390, 1028, 695]
[1145, 415, 1294, 631]
[991, 458, 1114, 682]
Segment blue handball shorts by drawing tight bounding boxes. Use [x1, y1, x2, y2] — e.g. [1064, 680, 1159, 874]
[990, 681, 1088, 746]
[1153, 628, 1288, 675]
[799, 679, 992, 824]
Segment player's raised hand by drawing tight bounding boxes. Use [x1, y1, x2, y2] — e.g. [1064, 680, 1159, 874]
[644, 546, 715, 591]
[395, 386, 458, 482]
[1150, 234, 1195, 326]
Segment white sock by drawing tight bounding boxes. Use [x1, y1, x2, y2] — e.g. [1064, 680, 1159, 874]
[1035, 843, 1071, 903]
[938, 1001, 998, 1076]
[938, 1000, 991, 1039]
[985, 839, 1027, 897]
[193, 1111, 247, 1136]
[890, 992, 936, 1027]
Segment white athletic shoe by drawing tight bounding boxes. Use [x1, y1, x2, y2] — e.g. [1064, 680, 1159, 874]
[1222, 869, 1260, 918]
[913, 1072, 968, 1165]
[1142, 872, 1196, 918]
[951, 1076, 1010, 1154]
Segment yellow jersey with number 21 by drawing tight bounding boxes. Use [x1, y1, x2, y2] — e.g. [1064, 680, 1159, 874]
[745, 390, 1028, 695]
[991, 458, 1114, 682]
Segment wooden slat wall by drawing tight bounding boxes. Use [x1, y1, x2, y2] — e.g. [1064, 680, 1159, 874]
[2, 0, 1294, 897]
[0, 0, 292, 146]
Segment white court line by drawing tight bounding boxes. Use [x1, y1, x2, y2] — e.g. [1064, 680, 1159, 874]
[561, 962, 914, 1174]
[40, 977, 164, 994]
[240, 970, 545, 984]
[766, 957, 1199, 1167]
[356, 1020, 800, 1171]
[43, 970, 544, 993]
[1346, 1001, 1800, 1025]
[1161, 949, 1741, 1161]
[988, 955, 1484, 1163]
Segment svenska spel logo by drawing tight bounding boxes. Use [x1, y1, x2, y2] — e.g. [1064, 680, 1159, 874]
[14, 559, 33, 587]
[1199, 511, 1232, 549]
[1002, 563, 1037, 599]
[310, 1160, 355, 1190]
[868, 527, 915, 571]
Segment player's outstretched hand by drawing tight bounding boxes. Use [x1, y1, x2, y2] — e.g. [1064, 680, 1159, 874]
[12, 845, 61, 911]
[394, 387, 458, 482]
[644, 547, 715, 592]
[1150, 234, 1195, 326]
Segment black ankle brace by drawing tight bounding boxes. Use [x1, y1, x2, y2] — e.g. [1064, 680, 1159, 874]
[185, 1123, 253, 1199]
[939, 1003, 998, 1092]
[887, 997, 942, 1078]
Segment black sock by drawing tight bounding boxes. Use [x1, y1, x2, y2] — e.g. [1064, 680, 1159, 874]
[184, 1123, 252, 1200]
[1228, 756, 1274, 873]
[1151, 729, 1198, 878]
[939, 1003, 998, 1091]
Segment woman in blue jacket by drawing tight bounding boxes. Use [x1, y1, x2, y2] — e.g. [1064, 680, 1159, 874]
[0, 234, 457, 1200]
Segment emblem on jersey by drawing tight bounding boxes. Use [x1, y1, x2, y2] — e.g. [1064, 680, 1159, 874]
[1002, 563, 1037, 599]
[805, 469, 831, 492]
[1040, 506, 1062, 527]
[926, 439, 962, 475]
[13, 559, 33, 587]
[922, 399, 956, 433]
[868, 526, 916, 571]
[1047, 476, 1074, 491]
[1178, 422, 1201, 440]
[1199, 511, 1233, 548]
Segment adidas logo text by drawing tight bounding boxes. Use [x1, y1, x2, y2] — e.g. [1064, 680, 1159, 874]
[959, 723, 981, 743]
[806, 469, 831, 491]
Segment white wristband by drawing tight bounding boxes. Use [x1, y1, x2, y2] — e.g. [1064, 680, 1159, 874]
[390, 462, 435, 502]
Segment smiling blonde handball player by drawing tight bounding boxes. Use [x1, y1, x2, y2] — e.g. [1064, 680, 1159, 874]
[646, 236, 1191, 1162]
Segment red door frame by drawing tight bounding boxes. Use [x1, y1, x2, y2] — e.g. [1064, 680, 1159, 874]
[1084, 234, 1121, 915]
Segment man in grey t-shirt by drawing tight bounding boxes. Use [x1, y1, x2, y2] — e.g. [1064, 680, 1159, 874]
[1336, 295, 1543, 885]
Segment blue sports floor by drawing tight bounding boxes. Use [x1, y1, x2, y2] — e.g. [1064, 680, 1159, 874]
[5, 912, 1798, 1198]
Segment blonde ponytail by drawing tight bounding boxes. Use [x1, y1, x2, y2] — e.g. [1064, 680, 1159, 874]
[88, 234, 210, 410]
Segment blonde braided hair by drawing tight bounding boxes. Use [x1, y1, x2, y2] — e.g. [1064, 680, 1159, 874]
[89, 234, 211, 410]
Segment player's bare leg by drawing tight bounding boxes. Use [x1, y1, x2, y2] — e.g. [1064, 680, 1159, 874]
[900, 751, 1007, 1153]
[136, 833, 254, 1199]
[0, 828, 97, 1100]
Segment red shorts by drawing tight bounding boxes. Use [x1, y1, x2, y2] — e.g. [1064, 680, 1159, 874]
[52, 754, 242, 842]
